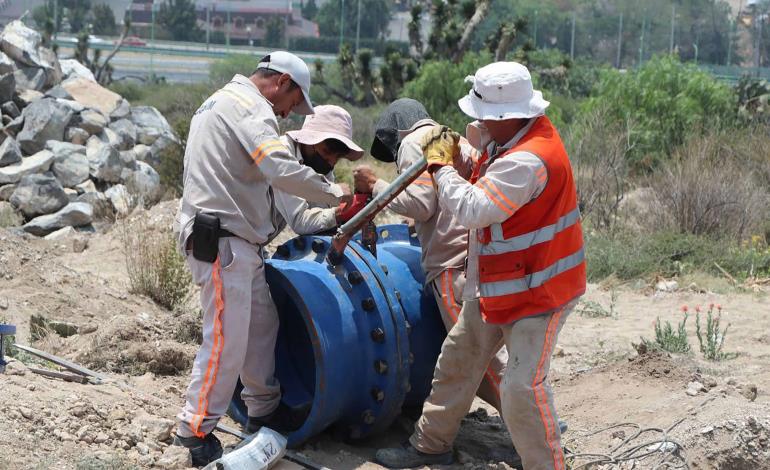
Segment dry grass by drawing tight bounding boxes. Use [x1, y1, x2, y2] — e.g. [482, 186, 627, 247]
[0, 203, 23, 227]
[645, 133, 769, 240]
[119, 219, 191, 311]
[566, 107, 631, 234]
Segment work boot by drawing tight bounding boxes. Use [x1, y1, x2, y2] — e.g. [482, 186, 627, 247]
[375, 443, 453, 468]
[173, 432, 223, 467]
[245, 402, 311, 434]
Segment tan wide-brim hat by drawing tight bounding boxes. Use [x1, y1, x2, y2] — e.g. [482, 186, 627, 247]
[458, 61, 550, 121]
[286, 104, 365, 161]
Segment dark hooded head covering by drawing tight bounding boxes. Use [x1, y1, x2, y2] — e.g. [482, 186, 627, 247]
[370, 98, 430, 163]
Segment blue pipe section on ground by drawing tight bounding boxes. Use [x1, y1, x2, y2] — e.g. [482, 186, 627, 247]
[228, 224, 446, 446]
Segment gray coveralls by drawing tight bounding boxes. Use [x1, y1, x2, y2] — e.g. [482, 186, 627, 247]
[173, 74, 343, 438]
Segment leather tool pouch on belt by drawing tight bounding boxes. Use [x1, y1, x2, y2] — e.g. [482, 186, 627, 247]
[191, 212, 221, 263]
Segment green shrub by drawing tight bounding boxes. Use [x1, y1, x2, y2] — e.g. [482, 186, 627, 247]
[585, 230, 770, 282]
[695, 304, 733, 361]
[585, 55, 737, 171]
[401, 52, 493, 132]
[209, 54, 258, 87]
[642, 312, 691, 354]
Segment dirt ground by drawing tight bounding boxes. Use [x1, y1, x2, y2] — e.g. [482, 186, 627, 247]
[0, 202, 768, 470]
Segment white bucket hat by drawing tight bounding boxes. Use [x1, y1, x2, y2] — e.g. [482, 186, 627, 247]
[286, 105, 365, 161]
[458, 61, 550, 121]
[256, 51, 314, 115]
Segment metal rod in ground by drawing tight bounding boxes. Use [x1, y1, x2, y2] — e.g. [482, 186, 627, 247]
[13, 343, 108, 382]
[28, 367, 91, 384]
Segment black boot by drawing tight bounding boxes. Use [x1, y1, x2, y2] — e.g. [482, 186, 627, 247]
[245, 402, 311, 434]
[173, 432, 223, 467]
[375, 443, 453, 468]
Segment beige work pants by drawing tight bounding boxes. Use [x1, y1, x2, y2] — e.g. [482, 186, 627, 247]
[177, 237, 281, 438]
[411, 298, 575, 470]
[430, 268, 507, 412]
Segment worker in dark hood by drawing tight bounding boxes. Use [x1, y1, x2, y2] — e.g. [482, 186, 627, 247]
[354, 99, 508, 448]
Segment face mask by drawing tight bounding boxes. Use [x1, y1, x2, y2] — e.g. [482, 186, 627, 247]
[466, 121, 492, 151]
[304, 150, 334, 175]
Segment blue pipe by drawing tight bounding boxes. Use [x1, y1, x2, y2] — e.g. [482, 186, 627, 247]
[228, 224, 446, 446]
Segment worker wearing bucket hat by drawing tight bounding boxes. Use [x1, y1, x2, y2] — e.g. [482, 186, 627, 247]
[377, 62, 585, 470]
[266, 105, 368, 241]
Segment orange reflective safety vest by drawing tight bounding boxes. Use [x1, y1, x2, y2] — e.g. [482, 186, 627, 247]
[470, 116, 586, 324]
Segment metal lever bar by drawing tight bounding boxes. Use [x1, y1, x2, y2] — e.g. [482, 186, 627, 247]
[328, 158, 428, 264]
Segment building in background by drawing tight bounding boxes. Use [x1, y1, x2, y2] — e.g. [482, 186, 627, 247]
[128, 0, 318, 43]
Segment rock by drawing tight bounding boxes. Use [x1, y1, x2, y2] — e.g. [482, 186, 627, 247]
[45, 85, 73, 100]
[13, 67, 46, 92]
[136, 442, 150, 456]
[120, 149, 137, 168]
[105, 184, 133, 216]
[98, 127, 122, 149]
[10, 173, 68, 218]
[75, 179, 96, 194]
[686, 381, 706, 396]
[0, 51, 13, 75]
[0, 73, 15, 103]
[4, 359, 27, 376]
[741, 384, 758, 402]
[156, 445, 192, 469]
[1, 101, 20, 118]
[94, 432, 109, 444]
[0, 21, 44, 68]
[130, 106, 179, 146]
[74, 109, 107, 135]
[16, 90, 43, 109]
[0, 137, 21, 167]
[0, 149, 54, 184]
[17, 98, 74, 154]
[47, 141, 89, 187]
[110, 99, 131, 121]
[48, 320, 79, 338]
[133, 144, 152, 162]
[0, 201, 22, 226]
[66, 127, 89, 145]
[133, 413, 175, 442]
[55, 98, 85, 114]
[86, 137, 122, 183]
[61, 77, 123, 116]
[19, 407, 33, 420]
[44, 226, 76, 240]
[22, 201, 93, 236]
[72, 235, 88, 253]
[5, 115, 23, 135]
[0, 183, 14, 200]
[64, 188, 78, 201]
[125, 161, 162, 206]
[38, 47, 63, 88]
[109, 118, 137, 150]
[76, 191, 112, 220]
[655, 280, 678, 292]
[59, 59, 95, 82]
[700, 425, 715, 435]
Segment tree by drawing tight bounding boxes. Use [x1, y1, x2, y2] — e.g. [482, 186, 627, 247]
[407, 0, 492, 63]
[265, 16, 286, 47]
[158, 0, 203, 42]
[303, 0, 319, 21]
[63, 0, 92, 33]
[315, 0, 392, 40]
[92, 3, 117, 36]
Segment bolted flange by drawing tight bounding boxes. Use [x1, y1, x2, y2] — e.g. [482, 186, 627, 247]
[362, 297, 375, 311]
[311, 239, 326, 253]
[374, 359, 388, 375]
[293, 237, 306, 250]
[362, 410, 376, 425]
[348, 271, 364, 285]
[370, 328, 385, 343]
[275, 245, 290, 258]
[371, 387, 385, 403]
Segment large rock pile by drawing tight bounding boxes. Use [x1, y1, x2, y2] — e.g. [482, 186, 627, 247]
[0, 20, 180, 236]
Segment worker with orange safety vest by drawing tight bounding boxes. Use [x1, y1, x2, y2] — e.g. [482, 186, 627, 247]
[376, 61, 585, 470]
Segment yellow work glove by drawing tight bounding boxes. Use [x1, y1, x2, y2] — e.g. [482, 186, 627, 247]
[420, 125, 461, 174]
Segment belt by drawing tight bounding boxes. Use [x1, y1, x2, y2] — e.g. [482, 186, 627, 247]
[218, 228, 237, 238]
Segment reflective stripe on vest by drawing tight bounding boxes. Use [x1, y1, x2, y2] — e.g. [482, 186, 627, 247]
[479, 247, 585, 298]
[482, 207, 581, 255]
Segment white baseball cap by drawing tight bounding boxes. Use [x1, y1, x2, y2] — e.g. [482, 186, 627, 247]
[256, 51, 314, 115]
[458, 61, 549, 121]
